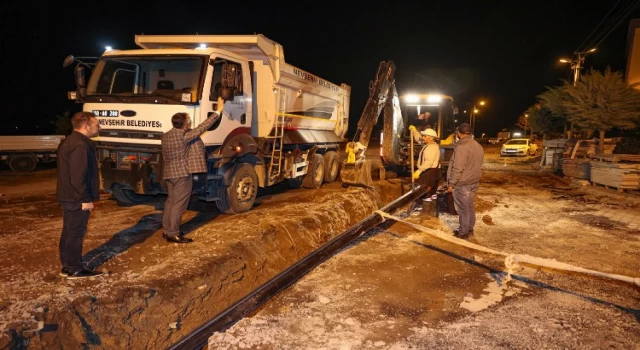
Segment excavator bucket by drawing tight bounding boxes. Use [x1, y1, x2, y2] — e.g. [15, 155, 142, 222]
[340, 158, 374, 188]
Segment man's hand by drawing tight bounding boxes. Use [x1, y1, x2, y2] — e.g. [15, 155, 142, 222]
[412, 170, 422, 179]
[82, 202, 94, 211]
[214, 97, 225, 114]
[408, 125, 417, 133]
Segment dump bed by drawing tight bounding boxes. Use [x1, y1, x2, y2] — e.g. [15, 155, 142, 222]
[133, 34, 348, 99]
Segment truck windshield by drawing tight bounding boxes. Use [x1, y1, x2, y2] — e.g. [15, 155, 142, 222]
[86, 56, 205, 103]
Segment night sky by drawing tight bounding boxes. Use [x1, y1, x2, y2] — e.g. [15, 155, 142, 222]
[2, 0, 639, 138]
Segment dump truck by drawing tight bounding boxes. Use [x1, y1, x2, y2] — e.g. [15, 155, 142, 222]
[63, 34, 350, 213]
[0, 135, 65, 172]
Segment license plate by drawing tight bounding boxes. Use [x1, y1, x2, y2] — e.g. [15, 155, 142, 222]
[93, 110, 119, 117]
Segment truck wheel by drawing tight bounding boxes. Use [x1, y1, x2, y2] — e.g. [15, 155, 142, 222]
[302, 154, 324, 189]
[323, 151, 339, 183]
[9, 155, 37, 172]
[216, 163, 258, 214]
[112, 189, 150, 205]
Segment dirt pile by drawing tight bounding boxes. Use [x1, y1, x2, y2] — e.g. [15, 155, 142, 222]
[0, 180, 399, 349]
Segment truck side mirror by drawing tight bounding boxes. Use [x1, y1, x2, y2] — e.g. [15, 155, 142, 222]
[222, 63, 236, 88]
[221, 62, 242, 98]
[74, 66, 87, 99]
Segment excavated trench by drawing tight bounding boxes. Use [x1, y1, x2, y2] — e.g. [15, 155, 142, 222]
[5, 180, 405, 349]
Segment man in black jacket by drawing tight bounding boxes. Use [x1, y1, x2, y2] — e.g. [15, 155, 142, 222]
[56, 111, 103, 279]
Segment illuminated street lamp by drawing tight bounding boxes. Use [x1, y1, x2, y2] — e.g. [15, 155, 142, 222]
[559, 47, 596, 86]
[469, 100, 486, 135]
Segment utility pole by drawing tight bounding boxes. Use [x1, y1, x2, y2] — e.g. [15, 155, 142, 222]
[567, 53, 585, 139]
[571, 53, 584, 87]
[559, 48, 595, 139]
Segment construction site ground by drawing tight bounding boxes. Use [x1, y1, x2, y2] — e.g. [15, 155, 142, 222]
[0, 145, 639, 350]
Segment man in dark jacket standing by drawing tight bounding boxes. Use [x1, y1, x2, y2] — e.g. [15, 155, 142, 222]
[161, 100, 223, 243]
[56, 111, 103, 279]
[446, 123, 484, 239]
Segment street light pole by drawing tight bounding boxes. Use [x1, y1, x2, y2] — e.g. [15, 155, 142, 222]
[470, 101, 485, 136]
[559, 48, 595, 139]
[471, 106, 477, 133]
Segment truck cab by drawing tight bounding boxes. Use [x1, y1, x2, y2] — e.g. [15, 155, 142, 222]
[71, 47, 251, 203]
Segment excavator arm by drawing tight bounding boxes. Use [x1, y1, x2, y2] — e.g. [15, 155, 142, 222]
[341, 61, 404, 187]
[351, 61, 396, 154]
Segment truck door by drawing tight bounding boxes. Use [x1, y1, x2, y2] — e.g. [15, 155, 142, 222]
[200, 56, 252, 145]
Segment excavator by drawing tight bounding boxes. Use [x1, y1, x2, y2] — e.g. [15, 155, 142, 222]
[340, 61, 456, 188]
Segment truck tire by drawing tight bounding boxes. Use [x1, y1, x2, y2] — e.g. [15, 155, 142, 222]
[323, 151, 339, 183]
[216, 163, 258, 214]
[112, 189, 150, 205]
[9, 155, 37, 172]
[302, 153, 324, 189]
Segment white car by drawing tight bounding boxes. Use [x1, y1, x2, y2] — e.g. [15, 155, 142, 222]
[500, 138, 538, 156]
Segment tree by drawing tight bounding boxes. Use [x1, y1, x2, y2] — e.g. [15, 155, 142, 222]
[537, 86, 570, 136]
[51, 111, 73, 135]
[561, 67, 640, 153]
[522, 105, 564, 139]
[515, 115, 530, 136]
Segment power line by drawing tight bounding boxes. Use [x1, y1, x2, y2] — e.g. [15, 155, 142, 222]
[575, 0, 623, 53]
[576, 0, 640, 53]
[583, 0, 640, 51]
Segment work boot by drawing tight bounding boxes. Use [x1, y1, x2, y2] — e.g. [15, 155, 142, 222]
[164, 235, 193, 243]
[66, 269, 104, 280]
[453, 230, 474, 239]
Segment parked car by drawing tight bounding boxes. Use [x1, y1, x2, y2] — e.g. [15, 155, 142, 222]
[500, 138, 538, 156]
[488, 137, 502, 145]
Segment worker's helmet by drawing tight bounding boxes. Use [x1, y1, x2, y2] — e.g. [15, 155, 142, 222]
[420, 128, 438, 137]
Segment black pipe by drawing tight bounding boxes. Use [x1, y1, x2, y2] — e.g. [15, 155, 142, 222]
[168, 184, 427, 350]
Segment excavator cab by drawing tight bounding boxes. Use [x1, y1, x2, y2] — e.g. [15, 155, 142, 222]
[381, 94, 456, 174]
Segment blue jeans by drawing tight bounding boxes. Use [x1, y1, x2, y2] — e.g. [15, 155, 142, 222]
[453, 183, 479, 235]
